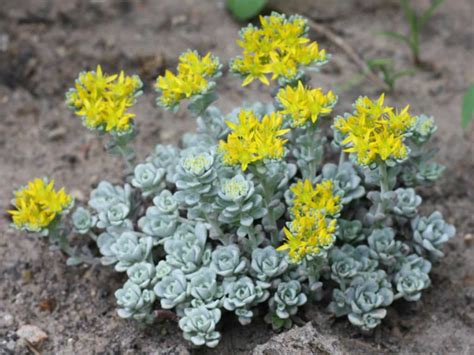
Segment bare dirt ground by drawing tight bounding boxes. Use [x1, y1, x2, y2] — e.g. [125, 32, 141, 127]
[0, 0, 473, 353]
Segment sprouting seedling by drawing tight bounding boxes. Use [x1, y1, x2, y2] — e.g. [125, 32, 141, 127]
[461, 84, 474, 129]
[367, 58, 415, 92]
[379, 0, 444, 66]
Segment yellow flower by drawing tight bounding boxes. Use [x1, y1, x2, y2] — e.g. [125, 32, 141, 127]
[277, 81, 337, 126]
[155, 51, 221, 109]
[334, 94, 415, 166]
[219, 110, 289, 171]
[230, 13, 327, 86]
[66, 65, 142, 134]
[8, 178, 73, 232]
[278, 211, 337, 263]
[277, 180, 342, 263]
[277, 179, 340, 263]
[291, 180, 342, 217]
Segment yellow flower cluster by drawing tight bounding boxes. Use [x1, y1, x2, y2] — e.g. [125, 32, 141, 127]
[230, 13, 327, 86]
[155, 51, 221, 109]
[334, 94, 415, 166]
[278, 180, 341, 263]
[8, 178, 73, 232]
[66, 65, 142, 133]
[291, 180, 342, 217]
[277, 81, 337, 127]
[219, 110, 289, 171]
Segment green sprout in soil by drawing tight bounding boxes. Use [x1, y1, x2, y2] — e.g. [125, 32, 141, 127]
[367, 58, 415, 92]
[380, 0, 444, 67]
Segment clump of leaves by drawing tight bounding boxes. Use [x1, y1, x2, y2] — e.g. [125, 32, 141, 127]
[380, 0, 444, 66]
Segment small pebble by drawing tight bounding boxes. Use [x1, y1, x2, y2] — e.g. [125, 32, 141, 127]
[21, 270, 32, 284]
[171, 14, 187, 26]
[70, 189, 85, 202]
[7, 340, 16, 351]
[16, 324, 48, 346]
[47, 126, 67, 141]
[0, 313, 15, 328]
[464, 233, 473, 246]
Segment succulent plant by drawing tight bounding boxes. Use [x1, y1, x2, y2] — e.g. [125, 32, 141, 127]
[154, 269, 189, 309]
[195, 106, 229, 142]
[250, 246, 288, 281]
[411, 211, 455, 260]
[291, 130, 324, 174]
[97, 202, 131, 229]
[214, 174, 267, 237]
[394, 262, 431, 301]
[267, 280, 307, 329]
[110, 231, 153, 272]
[89, 181, 133, 213]
[367, 228, 408, 268]
[154, 260, 173, 280]
[138, 190, 179, 240]
[401, 161, 445, 187]
[223, 276, 270, 325]
[392, 188, 422, 218]
[164, 223, 210, 274]
[146, 144, 181, 183]
[89, 182, 134, 230]
[178, 306, 222, 348]
[319, 162, 365, 204]
[96, 226, 125, 265]
[72, 207, 96, 234]
[329, 271, 394, 331]
[336, 219, 365, 244]
[410, 115, 437, 144]
[189, 267, 223, 308]
[115, 280, 156, 322]
[328, 255, 361, 283]
[131, 162, 166, 197]
[210, 244, 248, 277]
[174, 148, 218, 208]
[127, 262, 156, 288]
[12, 12, 456, 349]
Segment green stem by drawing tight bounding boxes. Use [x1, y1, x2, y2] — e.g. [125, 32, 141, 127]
[205, 215, 225, 240]
[116, 143, 134, 173]
[393, 293, 403, 301]
[338, 150, 346, 171]
[251, 165, 279, 243]
[88, 231, 97, 242]
[302, 125, 321, 181]
[376, 164, 389, 215]
[48, 220, 98, 265]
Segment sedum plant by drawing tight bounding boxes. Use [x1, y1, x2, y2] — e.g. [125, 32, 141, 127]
[8, 13, 455, 349]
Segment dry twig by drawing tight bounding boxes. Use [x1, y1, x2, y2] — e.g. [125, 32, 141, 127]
[306, 18, 390, 91]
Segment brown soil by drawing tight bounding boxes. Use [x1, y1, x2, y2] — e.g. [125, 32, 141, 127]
[1, 0, 473, 353]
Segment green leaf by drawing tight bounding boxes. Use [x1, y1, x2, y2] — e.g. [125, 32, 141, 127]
[66, 256, 83, 266]
[392, 69, 416, 80]
[226, 0, 267, 21]
[400, 0, 418, 33]
[420, 0, 445, 28]
[378, 31, 412, 46]
[461, 84, 474, 129]
[367, 58, 393, 68]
